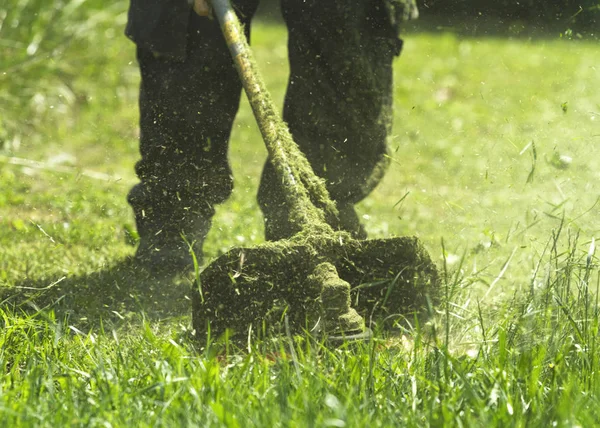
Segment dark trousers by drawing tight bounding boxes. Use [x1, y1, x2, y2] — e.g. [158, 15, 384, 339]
[128, 0, 404, 242]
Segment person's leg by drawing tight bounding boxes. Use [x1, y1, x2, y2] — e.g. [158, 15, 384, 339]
[129, 2, 259, 271]
[259, 0, 405, 241]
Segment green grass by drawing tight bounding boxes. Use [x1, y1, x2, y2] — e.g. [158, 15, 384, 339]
[1, 3, 600, 426]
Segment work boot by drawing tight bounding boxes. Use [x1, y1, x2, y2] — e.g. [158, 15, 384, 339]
[133, 216, 210, 274]
[336, 204, 368, 240]
[128, 184, 213, 275]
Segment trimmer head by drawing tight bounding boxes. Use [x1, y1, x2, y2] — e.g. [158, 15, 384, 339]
[192, 233, 438, 339]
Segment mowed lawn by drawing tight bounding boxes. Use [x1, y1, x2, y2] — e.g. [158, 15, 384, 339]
[1, 10, 600, 426]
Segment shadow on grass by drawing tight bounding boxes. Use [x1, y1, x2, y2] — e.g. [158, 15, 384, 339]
[1, 258, 194, 330]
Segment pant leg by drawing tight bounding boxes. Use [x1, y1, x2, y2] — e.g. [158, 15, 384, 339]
[129, 2, 259, 243]
[258, 0, 404, 240]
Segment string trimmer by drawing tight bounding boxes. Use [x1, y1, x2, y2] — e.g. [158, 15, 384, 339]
[192, 0, 439, 340]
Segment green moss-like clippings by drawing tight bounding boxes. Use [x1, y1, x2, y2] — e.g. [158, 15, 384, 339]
[224, 13, 339, 235]
[336, 309, 365, 333]
[242, 54, 340, 235]
[306, 262, 365, 335]
[193, 234, 438, 339]
[310, 263, 351, 314]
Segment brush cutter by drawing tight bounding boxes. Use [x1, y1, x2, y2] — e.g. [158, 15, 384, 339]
[192, 0, 439, 340]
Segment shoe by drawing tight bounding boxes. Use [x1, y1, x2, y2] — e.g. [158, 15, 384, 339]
[128, 185, 212, 275]
[134, 231, 204, 274]
[336, 204, 367, 240]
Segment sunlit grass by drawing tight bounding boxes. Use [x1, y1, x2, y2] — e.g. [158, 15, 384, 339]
[1, 5, 600, 426]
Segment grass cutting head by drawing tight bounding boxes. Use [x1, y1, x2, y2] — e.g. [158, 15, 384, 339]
[193, 233, 438, 339]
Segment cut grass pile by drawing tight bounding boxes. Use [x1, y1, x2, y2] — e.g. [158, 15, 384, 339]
[1, 4, 599, 425]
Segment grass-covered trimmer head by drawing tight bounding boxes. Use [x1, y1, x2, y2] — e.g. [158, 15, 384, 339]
[192, 0, 439, 340]
[194, 234, 438, 339]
